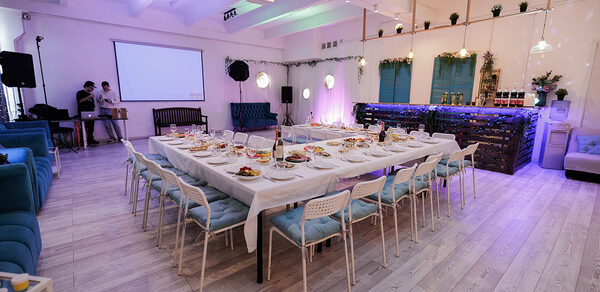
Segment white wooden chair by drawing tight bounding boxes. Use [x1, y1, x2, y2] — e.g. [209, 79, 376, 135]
[262, 138, 275, 149]
[368, 124, 381, 132]
[247, 135, 265, 149]
[233, 132, 248, 145]
[337, 176, 386, 285]
[268, 191, 352, 292]
[462, 143, 479, 199]
[281, 125, 295, 143]
[222, 130, 234, 142]
[410, 130, 430, 138]
[431, 132, 456, 140]
[326, 132, 343, 140]
[424, 153, 444, 219]
[437, 149, 465, 217]
[177, 178, 249, 292]
[292, 126, 310, 144]
[309, 129, 327, 141]
[411, 159, 439, 242]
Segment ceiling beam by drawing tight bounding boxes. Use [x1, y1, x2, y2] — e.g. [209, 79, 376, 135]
[264, 4, 364, 39]
[225, 0, 324, 33]
[184, 0, 239, 26]
[129, 0, 155, 17]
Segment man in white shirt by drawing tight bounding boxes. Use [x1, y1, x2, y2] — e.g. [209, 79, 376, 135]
[98, 81, 123, 143]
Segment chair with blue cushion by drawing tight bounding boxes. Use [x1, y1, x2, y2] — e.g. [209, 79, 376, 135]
[309, 129, 327, 142]
[281, 125, 295, 143]
[268, 191, 352, 292]
[424, 153, 444, 219]
[437, 149, 465, 217]
[330, 176, 386, 286]
[233, 132, 248, 145]
[292, 126, 310, 144]
[1, 121, 59, 177]
[155, 165, 224, 253]
[461, 143, 479, 200]
[247, 135, 265, 149]
[176, 178, 249, 292]
[365, 164, 418, 253]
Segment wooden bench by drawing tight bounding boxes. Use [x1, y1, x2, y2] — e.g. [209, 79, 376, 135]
[153, 107, 208, 136]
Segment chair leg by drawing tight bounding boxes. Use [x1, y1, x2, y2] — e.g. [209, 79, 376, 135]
[301, 247, 308, 292]
[342, 232, 352, 292]
[393, 204, 400, 256]
[421, 193, 425, 228]
[460, 174, 464, 210]
[225, 229, 229, 247]
[408, 199, 414, 242]
[378, 212, 387, 267]
[447, 179, 451, 217]
[177, 216, 188, 276]
[173, 207, 183, 268]
[429, 190, 435, 232]
[413, 195, 419, 243]
[157, 194, 165, 248]
[472, 168, 476, 199]
[230, 229, 234, 251]
[142, 186, 151, 231]
[124, 162, 129, 196]
[267, 228, 273, 281]
[199, 230, 209, 292]
[349, 223, 356, 285]
[436, 180, 441, 218]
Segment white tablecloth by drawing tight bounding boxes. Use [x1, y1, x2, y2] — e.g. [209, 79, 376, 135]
[148, 136, 459, 252]
[292, 124, 361, 138]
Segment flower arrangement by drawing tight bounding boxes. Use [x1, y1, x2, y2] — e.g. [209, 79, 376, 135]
[395, 23, 403, 34]
[424, 20, 431, 29]
[449, 13, 459, 25]
[491, 4, 502, 17]
[531, 71, 562, 93]
[519, 1, 528, 12]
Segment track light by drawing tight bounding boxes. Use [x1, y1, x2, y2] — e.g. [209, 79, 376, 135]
[373, 4, 378, 12]
[394, 13, 399, 20]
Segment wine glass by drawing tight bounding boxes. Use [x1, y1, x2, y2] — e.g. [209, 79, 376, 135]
[246, 147, 257, 165]
[169, 124, 177, 137]
[306, 143, 316, 162]
[209, 129, 216, 140]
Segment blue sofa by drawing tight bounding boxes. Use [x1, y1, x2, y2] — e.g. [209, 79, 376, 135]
[0, 150, 42, 274]
[0, 133, 52, 212]
[0, 120, 54, 148]
[230, 102, 278, 131]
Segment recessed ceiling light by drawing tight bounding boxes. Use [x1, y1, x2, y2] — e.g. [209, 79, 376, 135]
[303, 88, 310, 99]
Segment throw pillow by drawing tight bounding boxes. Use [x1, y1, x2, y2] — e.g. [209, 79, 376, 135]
[577, 135, 600, 155]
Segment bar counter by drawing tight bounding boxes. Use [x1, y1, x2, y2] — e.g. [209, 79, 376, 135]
[354, 103, 539, 174]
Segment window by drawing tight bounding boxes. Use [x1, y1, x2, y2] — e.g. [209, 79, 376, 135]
[379, 62, 412, 103]
[430, 55, 477, 104]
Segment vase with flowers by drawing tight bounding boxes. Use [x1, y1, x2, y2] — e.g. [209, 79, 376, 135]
[531, 71, 562, 106]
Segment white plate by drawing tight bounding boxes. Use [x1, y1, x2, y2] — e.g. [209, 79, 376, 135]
[422, 139, 440, 144]
[235, 173, 262, 181]
[343, 155, 366, 162]
[159, 137, 174, 141]
[311, 161, 336, 169]
[177, 145, 189, 149]
[207, 157, 228, 164]
[193, 151, 212, 157]
[225, 164, 241, 173]
[407, 142, 422, 148]
[267, 171, 295, 180]
[387, 146, 407, 152]
[168, 141, 184, 145]
[368, 149, 388, 157]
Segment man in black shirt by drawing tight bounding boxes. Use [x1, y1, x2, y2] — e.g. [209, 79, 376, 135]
[76, 81, 99, 145]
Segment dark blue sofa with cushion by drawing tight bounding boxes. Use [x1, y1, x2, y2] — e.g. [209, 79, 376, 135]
[230, 102, 278, 131]
[0, 133, 52, 212]
[0, 154, 42, 274]
[0, 120, 54, 148]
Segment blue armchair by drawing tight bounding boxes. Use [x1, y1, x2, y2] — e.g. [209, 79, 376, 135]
[0, 120, 54, 148]
[0, 160, 42, 274]
[230, 102, 278, 131]
[0, 133, 52, 211]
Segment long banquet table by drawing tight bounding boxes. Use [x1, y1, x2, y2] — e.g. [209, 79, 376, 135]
[148, 135, 459, 281]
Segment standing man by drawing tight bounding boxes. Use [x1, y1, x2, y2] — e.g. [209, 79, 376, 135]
[76, 81, 99, 145]
[98, 81, 123, 143]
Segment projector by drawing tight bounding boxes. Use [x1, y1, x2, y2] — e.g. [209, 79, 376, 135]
[247, 0, 275, 4]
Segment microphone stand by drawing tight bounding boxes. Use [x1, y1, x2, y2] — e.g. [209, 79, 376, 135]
[35, 36, 48, 105]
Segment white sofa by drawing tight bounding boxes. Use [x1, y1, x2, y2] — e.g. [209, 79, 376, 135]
[564, 127, 600, 178]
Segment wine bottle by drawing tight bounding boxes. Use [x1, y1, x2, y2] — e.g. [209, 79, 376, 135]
[518, 88, 525, 107]
[273, 129, 278, 160]
[275, 131, 284, 162]
[510, 87, 517, 107]
[494, 91, 501, 107]
[379, 121, 386, 142]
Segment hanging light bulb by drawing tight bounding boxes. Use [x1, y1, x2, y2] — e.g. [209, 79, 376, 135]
[531, 11, 553, 54]
[407, 31, 415, 59]
[359, 40, 367, 67]
[407, 50, 414, 59]
[455, 23, 471, 58]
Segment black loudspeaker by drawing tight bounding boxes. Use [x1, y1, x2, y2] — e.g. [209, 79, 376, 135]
[281, 86, 292, 104]
[0, 51, 36, 88]
[228, 60, 249, 82]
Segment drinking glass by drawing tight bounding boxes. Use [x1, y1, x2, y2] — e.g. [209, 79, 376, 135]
[246, 147, 257, 165]
[170, 124, 177, 136]
[209, 129, 216, 140]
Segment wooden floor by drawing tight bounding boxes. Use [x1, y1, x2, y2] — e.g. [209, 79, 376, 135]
[36, 138, 600, 291]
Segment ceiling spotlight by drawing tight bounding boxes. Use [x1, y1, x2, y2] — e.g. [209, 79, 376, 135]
[345, 0, 350, 2]
[373, 4, 379, 12]
[394, 13, 399, 20]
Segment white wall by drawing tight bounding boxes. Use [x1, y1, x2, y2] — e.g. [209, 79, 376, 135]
[0, 7, 25, 120]
[4, 4, 287, 139]
[284, 0, 600, 160]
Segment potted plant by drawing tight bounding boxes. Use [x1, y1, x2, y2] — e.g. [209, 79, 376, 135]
[491, 4, 502, 17]
[395, 23, 404, 34]
[519, 1, 528, 13]
[378, 29, 384, 37]
[555, 88, 568, 100]
[0, 153, 8, 165]
[424, 20, 431, 30]
[531, 71, 563, 106]
[449, 13, 459, 25]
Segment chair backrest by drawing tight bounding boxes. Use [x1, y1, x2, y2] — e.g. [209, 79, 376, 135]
[293, 127, 309, 139]
[432, 133, 456, 140]
[131, 151, 147, 174]
[463, 143, 479, 156]
[446, 149, 465, 165]
[414, 160, 437, 179]
[393, 164, 417, 187]
[263, 139, 275, 149]
[158, 166, 181, 195]
[354, 124, 364, 129]
[178, 177, 211, 225]
[247, 135, 265, 148]
[326, 132, 342, 140]
[301, 190, 350, 245]
[233, 132, 248, 145]
[309, 129, 327, 141]
[222, 130, 234, 142]
[425, 153, 443, 163]
[410, 130, 430, 138]
[368, 124, 381, 132]
[351, 176, 386, 201]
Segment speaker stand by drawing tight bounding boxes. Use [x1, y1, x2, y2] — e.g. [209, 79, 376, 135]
[282, 103, 294, 126]
[15, 87, 29, 121]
